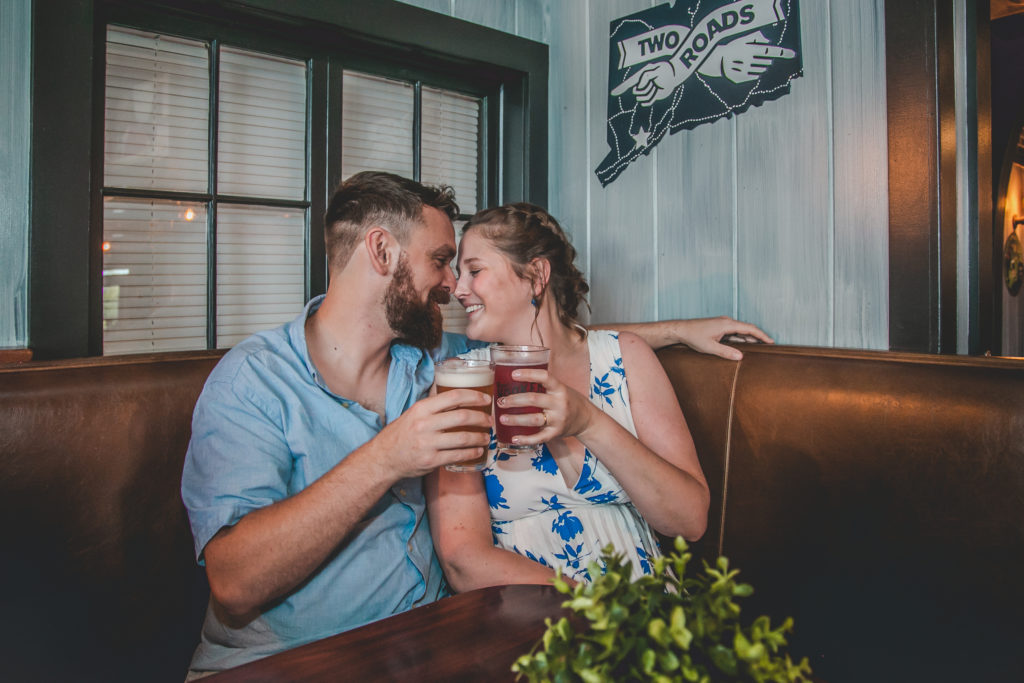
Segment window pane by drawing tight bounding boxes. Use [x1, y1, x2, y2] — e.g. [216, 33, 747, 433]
[104, 27, 209, 193]
[218, 47, 307, 199]
[102, 198, 208, 354]
[216, 205, 305, 348]
[421, 87, 480, 214]
[341, 71, 413, 179]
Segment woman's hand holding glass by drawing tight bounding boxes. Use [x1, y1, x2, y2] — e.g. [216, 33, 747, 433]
[495, 368, 597, 447]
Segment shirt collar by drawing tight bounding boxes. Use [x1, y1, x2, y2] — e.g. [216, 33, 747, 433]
[288, 294, 326, 386]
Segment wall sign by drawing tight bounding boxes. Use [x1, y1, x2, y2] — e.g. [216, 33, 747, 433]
[596, 0, 802, 186]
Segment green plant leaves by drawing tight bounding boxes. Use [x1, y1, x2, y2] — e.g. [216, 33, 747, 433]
[512, 540, 812, 683]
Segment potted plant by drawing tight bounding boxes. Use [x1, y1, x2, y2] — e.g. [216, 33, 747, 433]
[512, 538, 812, 683]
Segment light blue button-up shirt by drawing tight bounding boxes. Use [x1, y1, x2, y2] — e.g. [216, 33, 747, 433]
[181, 295, 484, 672]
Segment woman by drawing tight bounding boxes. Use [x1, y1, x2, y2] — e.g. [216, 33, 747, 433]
[425, 203, 710, 589]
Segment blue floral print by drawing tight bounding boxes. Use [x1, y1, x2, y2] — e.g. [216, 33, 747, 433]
[637, 546, 652, 574]
[531, 446, 558, 475]
[586, 491, 620, 504]
[592, 371, 618, 407]
[575, 458, 602, 495]
[514, 545, 551, 568]
[553, 542, 586, 570]
[485, 472, 509, 510]
[551, 509, 584, 541]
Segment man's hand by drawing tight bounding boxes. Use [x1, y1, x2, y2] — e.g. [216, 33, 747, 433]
[674, 316, 774, 360]
[376, 389, 492, 478]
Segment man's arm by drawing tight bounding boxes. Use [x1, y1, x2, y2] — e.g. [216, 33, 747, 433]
[589, 316, 773, 360]
[190, 387, 491, 620]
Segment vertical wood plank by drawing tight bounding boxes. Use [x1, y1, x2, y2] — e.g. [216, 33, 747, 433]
[453, 0, 516, 35]
[831, 0, 889, 350]
[0, 0, 31, 347]
[547, 0, 588, 285]
[657, 117, 737, 321]
[588, 0, 658, 324]
[515, 0, 549, 43]
[735, 0, 832, 346]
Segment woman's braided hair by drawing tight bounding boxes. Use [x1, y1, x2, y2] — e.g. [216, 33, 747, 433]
[463, 203, 590, 336]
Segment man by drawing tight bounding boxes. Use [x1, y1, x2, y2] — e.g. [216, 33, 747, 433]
[182, 171, 770, 675]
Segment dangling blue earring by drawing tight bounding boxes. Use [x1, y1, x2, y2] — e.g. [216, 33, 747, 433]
[531, 297, 538, 307]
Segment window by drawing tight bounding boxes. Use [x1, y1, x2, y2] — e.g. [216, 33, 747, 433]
[100, 24, 484, 354]
[102, 28, 308, 353]
[29, 1, 546, 359]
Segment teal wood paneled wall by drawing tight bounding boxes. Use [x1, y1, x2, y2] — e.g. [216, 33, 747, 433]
[2, 1, 886, 351]
[0, 0, 32, 348]
[405, 0, 891, 349]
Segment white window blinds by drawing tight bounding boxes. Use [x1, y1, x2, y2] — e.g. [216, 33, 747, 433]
[216, 205, 305, 348]
[102, 198, 208, 354]
[341, 71, 414, 179]
[104, 27, 209, 192]
[103, 27, 308, 356]
[421, 87, 480, 215]
[215, 48, 307, 345]
[218, 47, 307, 199]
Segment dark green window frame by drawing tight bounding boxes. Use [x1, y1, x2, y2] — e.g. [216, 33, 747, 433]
[31, 0, 548, 359]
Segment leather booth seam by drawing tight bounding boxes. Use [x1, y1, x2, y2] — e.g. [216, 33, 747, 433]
[718, 358, 741, 558]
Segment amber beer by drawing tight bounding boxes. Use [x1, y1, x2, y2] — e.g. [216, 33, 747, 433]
[434, 358, 494, 472]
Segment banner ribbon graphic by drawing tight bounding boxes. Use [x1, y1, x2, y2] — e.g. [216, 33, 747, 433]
[613, 0, 784, 97]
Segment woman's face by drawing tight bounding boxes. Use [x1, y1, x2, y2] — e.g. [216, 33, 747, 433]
[454, 228, 536, 343]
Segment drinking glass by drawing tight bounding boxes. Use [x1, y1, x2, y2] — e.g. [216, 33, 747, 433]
[434, 357, 495, 472]
[491, 345, 550, 456]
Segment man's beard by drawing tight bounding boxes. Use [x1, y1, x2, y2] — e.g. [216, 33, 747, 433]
[384, 254, 448, 350]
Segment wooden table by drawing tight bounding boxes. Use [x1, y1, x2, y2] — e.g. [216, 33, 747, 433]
[206, 584, 568, 682]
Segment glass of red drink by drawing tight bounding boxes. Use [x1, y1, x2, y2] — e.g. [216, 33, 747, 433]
[491, 345, 550, 455]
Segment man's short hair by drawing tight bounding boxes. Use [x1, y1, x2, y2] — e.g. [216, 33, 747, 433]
[324, 171, 459, 272]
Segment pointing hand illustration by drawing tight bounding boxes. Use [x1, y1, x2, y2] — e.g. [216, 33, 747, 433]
[698, 31, 796, 84]
[611, 60, 683, 107]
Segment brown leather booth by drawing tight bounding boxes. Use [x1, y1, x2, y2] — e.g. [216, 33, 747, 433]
[659, 345, 1024, 683]
[0, 352, 222, 683]
[2, 345, 1023, 682]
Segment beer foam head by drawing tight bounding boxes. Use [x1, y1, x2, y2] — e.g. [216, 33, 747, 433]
[435, 366, 494, 387]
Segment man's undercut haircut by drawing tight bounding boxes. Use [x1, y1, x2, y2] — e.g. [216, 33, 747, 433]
[324, 171, 459, 272]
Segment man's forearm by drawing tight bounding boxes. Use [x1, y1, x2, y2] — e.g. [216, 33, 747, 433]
[203, 442, 395, 618]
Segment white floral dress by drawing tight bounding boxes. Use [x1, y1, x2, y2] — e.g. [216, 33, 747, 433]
[462, 330, 661, 582]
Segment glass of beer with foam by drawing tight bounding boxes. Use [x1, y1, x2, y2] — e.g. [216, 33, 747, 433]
[434, 357, 495, 472]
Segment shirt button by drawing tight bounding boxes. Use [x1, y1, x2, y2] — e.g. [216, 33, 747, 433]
[398, 488, 406, 496]
[407, 542, 414, 552]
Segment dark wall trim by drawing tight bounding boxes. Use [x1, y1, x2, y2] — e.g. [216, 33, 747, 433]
[973, 0, 995, 355]
[30, 0, 548, 359]
[885, 0, 994, 354]
[885, 0, 954, 353]
[30, 0, 96, 359]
